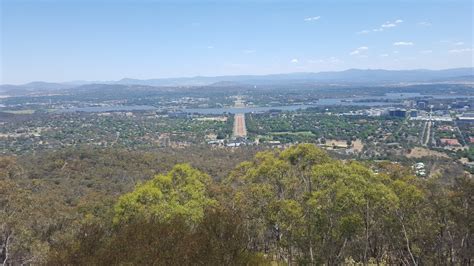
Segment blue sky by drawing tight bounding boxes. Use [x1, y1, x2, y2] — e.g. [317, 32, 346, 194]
[1, 0, 473, 84]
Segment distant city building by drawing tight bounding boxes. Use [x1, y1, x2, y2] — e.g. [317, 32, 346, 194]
[440, 138, 461, 146]
[409, 109, 418, 117]
[388, 109, 407, 118]
[416, 100, 428, 109]
[452, 101, 470, 109]
[458, 113, 474, 124]
[168, 112, 188, 118]
[404, 100, 416, 108]
[438, 125, 454, 131]
[434, 110, 447, 116]
[226, 142, 242, 147]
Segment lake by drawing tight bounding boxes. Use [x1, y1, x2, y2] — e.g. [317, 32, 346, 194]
[56, 93, 473, 114]
[58, 105, 157, 113]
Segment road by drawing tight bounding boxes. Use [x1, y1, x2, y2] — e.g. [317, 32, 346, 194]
[232, 95, 247, 138]
[454, 122, 467, 146]
[233, 113, 247, 138]
[423, 121, 432, 146]
[420, 110, 432, 147]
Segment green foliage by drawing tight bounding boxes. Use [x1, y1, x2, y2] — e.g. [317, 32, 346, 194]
[246, 111, 403, 143]
[48, 206, 268, 265]
[226, 144, 473, 264]
[114, 163, 216, 224]
[1, 144, 473, 265]
[0, 178, 50, 264]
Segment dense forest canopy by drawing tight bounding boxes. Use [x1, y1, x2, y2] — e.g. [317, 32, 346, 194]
[1, 144, 472, 265]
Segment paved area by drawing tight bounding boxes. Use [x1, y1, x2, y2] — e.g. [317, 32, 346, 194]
[233, 113, 247, 138]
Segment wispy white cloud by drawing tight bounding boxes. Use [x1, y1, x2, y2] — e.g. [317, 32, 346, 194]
[350, 46, 369, 55]
[381, 22, 396, 28]
[393, 41, 414, 46]
[449, 48, 473, 53]
[207, 45, 214, 49]
[307, 59, 323, 64]
[327, 57, 341, 64]
[380, 19, 403, 29]
[418, 21, 432, 27]
[304, 16, 321, 22]
[359, 19, 403, 34]
[356, 30, 371, 35]
[291, 58, 299, 63]
[327, 56, 342, 64]
[380, 53, 389, 57]
[308, 57, 341, 64]
[243, 49, 256, 54]
[441, 40, 466, 46]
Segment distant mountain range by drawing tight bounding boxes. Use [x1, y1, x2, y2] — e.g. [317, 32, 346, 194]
[116, 68, 474, 86]
[1, 68, 473, 93]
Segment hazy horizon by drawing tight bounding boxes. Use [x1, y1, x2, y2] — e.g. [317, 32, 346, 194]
[1, 66, 473, 86]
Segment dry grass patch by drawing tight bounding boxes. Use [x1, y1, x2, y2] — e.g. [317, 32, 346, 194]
[406, 147, 449, 159]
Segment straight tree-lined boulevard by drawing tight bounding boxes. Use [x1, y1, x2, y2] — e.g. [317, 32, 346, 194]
[233, 113, 247, 138]
[232, 96, 247, 138]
